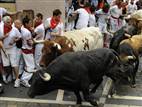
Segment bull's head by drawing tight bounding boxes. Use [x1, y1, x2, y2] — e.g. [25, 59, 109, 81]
[28, 68, 53, 98]
[105, 50, 135, 88]
[38, 40, 62, 67]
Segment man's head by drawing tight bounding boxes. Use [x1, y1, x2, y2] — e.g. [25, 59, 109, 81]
[34, 13, 43, 28]
[3, 16, 12, 27]
[53, 9, 62, 22]
[14, 19, 22, 30]
[22, 16, 32, 29]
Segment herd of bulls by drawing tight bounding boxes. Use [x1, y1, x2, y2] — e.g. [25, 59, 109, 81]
[26, 24, 142, 107]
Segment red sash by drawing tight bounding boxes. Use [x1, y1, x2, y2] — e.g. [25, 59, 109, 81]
[22, 49, 34, 54]
[111, 15, 120, 26]
[4, 24, 12, 35]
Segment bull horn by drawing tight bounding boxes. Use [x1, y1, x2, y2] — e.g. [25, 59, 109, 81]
[125, 56, 135, 61]
[53, 43, 61, 50]
[39, 72, 51, 81]
[127, 56, 135, 59]
[33, 39, 45, 44]
[124, 33, 131, 38]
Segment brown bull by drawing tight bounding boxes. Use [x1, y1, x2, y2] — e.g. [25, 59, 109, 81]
[120, 35, 142, 55]
[39, 36, 74, 66]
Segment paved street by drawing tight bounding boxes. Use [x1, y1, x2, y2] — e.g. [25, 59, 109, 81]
[0, 72, 142, 107]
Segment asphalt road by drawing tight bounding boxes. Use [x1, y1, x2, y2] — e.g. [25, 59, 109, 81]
[0, 72, 142, 107]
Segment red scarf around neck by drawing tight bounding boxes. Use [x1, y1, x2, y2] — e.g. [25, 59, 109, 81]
[4, 24, 12, 35]
[50, 17, 60, 29]
[84, 7, 91, 13]
[34, 21, 42, 28]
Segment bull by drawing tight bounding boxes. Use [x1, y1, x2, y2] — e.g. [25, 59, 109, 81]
[34, 27, 103, 67]
[114, 34, 142, 86]
[28, 48, 132, 106]
[109, 26, 137, 51]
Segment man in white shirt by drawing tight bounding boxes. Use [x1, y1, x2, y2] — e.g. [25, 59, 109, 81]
[44, 9, 64, 40]
[72, 2, 90, 29]
[0, 16, 21, 87]
[0, 7, 7, 22]
[33, 13, 44, 69]
[127, 0, 137, 14]
[20, 17, 35, 88]
[109, 0, 123, 32]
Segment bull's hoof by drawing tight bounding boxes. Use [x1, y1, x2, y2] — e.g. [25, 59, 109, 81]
[27, 91, 35, 98]
[0, 83, 4, 94]
[131, 84, 136, 88]
[89, 100, 98, 107]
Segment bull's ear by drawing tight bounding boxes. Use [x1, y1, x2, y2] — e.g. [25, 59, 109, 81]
[39, 72, 51, 81]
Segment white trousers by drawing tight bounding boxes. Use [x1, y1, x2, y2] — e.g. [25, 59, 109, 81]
[1, 47, 18, 67]
[20, 52, 35, 82]
[34, 44, 43, 69]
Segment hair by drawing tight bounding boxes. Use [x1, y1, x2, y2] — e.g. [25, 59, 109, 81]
[22, 16, 30, 27]
[84, 2, 91, 8]
[36, 13, 43, 20]
[53, 9, 62, 16]
[3, 16, 11, 23]
[90, 5, 96, 13]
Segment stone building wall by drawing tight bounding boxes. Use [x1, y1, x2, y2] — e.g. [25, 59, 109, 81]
[15, 0, 65, 21]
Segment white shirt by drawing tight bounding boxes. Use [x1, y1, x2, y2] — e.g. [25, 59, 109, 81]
[34, 23, 45, 40]
[21, 27, 33, 50]
[88, 14, 96, 27]
[0, 7, 7, 19]
[109, 5, 122, 18]
[75, 8, 89, 29]
[127, 3, 137, 14]
[0, 24, 21, 49]
[44, 17, 64, 40]
[96, 9, 109, 24]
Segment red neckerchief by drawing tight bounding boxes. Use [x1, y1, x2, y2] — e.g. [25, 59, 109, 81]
[4, 24, 12, 35]
[34, 21, 42, 28]
[84, 7, 91, 13]
[50, 17, 60, 29]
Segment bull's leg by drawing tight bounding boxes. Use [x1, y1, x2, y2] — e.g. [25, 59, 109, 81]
[108, 79, 121, 97]
[82, 88, 98, 107]
[90, 78, 103, 93]
[74, 91, 82, 104]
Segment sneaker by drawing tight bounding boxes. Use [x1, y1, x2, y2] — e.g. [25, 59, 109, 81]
[14, 79, 20, 88]
[21, 80, 31, 88]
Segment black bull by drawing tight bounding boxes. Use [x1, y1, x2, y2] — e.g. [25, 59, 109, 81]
[28, 48, 133, 106]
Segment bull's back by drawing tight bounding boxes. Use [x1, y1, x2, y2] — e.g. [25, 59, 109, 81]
[120, 35, 142, 51]
[63, 27, 103, 51]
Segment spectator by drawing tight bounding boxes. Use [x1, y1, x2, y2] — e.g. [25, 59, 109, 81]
[44, 9, 64, 40]
[109, 0, 123, 32]
[96, 3, 110, 47]
[127, 0, 137, 14]
[88, 5, 97, 27]
[33, 13, 44, 69]
[65, 0, 75, 31]
[20, 16, 35, 87]
[0, 7, 7, 22]
[72, 2, 91, 29]
[0, 16, 21, 87]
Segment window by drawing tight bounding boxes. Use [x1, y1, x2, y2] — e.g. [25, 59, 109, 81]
[0, 0, 15, 3]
